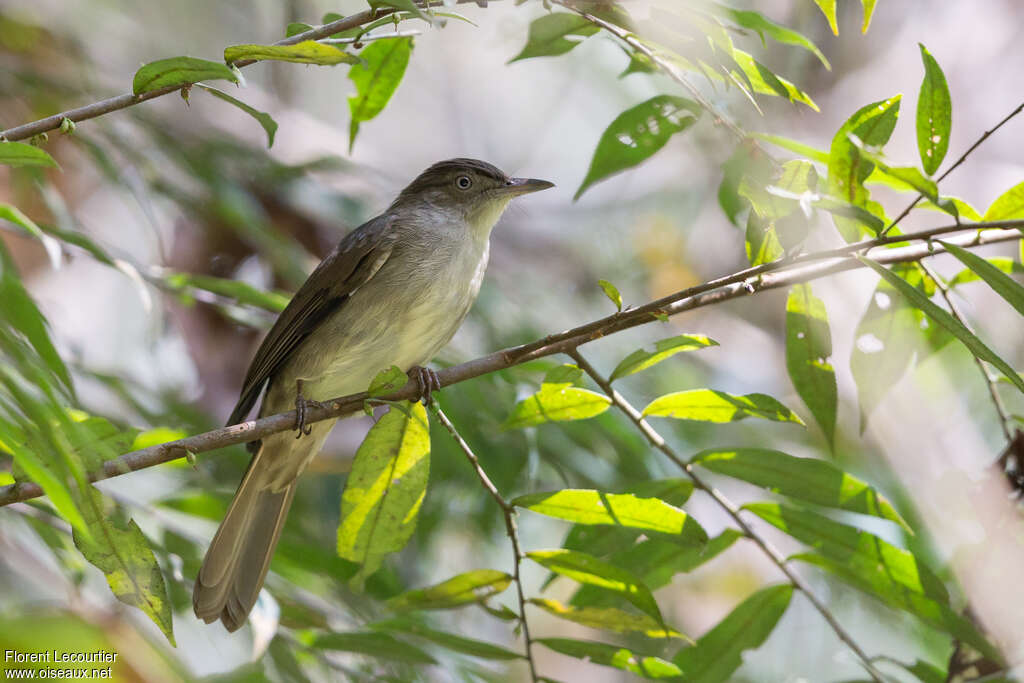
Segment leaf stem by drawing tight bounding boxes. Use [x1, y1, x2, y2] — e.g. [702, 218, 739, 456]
[567, 349, 886, 683]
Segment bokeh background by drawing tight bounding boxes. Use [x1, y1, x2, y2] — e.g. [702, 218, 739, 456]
[2, 0, 1023, 680]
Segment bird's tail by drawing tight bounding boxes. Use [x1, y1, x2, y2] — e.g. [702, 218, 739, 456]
[192, 443, 296, 632]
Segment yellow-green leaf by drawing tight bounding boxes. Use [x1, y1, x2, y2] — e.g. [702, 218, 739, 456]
[642, 389, 804, 425]
[348, 37, 413, 152]
[537, 638, 681, 678]
[529, 598, 687, 640]
[597, 279, 623, 311]
[610, 334, 718, 381]
[0, 141, 58, 169]
[811, 0, 838, 34]
[224, 40, 360, 66]
[502, 385, 611, 429]
[131, 56, 238, 95]
[387, 569, 511, 611]
[367, 365, 408, 397]
[983, 180, 1024, 221]
[785, 284, 837, 446]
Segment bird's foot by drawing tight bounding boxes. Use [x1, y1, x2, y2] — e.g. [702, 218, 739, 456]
[408, 365, 442, 405]
[294, 379, 326, 438]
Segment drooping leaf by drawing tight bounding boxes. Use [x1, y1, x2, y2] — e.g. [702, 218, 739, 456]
[509, 12, 598, 62]
[919, 196, 981, 221]
[529, 598, 686, 639]
[744, 503, 948, 603]
[502, 385, 611, 429]
[72, 486, 175, 645]
[916, 44, 952, 175]
[0, 141, 58, 169]
[597, 279, 623, 311]
[367, 0, 429, 21]
[691, 448, 910, 531]
[811, 0, 838, 34]
[337, 401, 430, 589]
[387, 569, 512, 611]
[673, 585, 793, 683]
[983, 180, 1024, 221]
[940, 241, 1024, 318]
[513, 488, 707, 546]
[196, 85, 278, 148]
[642, 389, 804, 425]
[371, 617, 523, 660]
[751, 133, 829, 163]
[827, 96, 901, 240]
[729, 49, 818, 110]
[131, 56, 238, 95]
[528, 549, 663, 622]
[0, 203, 62, 272]
[860, 0, 878, 32]
[785, 284, 837, 446]
[712, 4, 829, 69]
[161, 271, 289, 312]
[224, 41, 360, 66]
[311, 631, 436, 664]
[948, 257, 1024, 288]
[610, 334, 718, 381]
[860, 257, 1024, 395]
[575, 96, 701, 199]
[367, 365, 409, 397]
[348, 37, 413, 152]
[537, 638, 682, 679]
[745, 212, 784, 266]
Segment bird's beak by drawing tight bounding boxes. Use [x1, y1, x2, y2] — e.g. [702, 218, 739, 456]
[499, 177, 555, 196]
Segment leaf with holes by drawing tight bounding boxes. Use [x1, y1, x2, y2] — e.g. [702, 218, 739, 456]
[610, 334, 718, 381]
[916, 44, 952, 175]
[348, 37, 413, 151]
[673, 585, 793, 683]
[387, 569, 511, 611]
[337, 401, 430, 589]
[576, 96, 701, 200]
[785, 284, 837, 446]
[642, 390, 804, 425]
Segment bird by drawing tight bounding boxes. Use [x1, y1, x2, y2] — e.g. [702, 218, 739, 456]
[192, 158, 553, 631]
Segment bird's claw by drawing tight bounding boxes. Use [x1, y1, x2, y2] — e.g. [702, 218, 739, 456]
[294, 380, 325, 438]
[408, 366, 442, 405]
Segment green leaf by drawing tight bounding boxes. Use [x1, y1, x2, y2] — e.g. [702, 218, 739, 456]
[387, 569, 512, 611]
[861, 0, 878, 32]
[543, 363, 583, 386]
[161, 271, 289, 312]
[337, 401, 430, 589]
[502, 385, 611, 429]
[919, 196, 981, 221]
[597, 279, 623, 311]
[371, 617, 523, 660]
[712, 4, 829, 70]
[745, 213, 784, 266]
[367, 365, 408, 397]
[916, 44, 952, 175]
[347, 37, 413, 152]
[860, 257, 1024, 395]
[642, 389, 804, 425]
[751, 133, 828, 164]
[311, 631, 436, 664]
[940, 241, 1024, 318]
[983, 180, 1024, 221]
[0, 141, 58, 169]
[224, 41, 360, 66]
[512, 488, 707, 545]
[285, 22, 314, 37]
[529, 598, 686, 639]
[673, 585, 793, 683]
[509, 12, 598, 62]
[744, 503, 948, 603]
[691, 448, 910, 531]
[827, 96, 901, 240]
[785, 284, 837, 446]
[610, 334, 718, 381]
[0, 203, 62, 271]
[367, 0, 428, 21]
[575, 96, 701, 200]
[949, 257, 1024, 288]
[528, 549, 663, 622]
[72, 486, 175, 645]
[729, 49, 818, 111]
[811, 0, 838, 34]
[537, 638, 682, 679]
[196, 84, 278, 148]
[131, 56, 238, 95]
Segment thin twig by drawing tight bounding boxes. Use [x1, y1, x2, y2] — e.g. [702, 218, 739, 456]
[919, 262, 1014, 442]
[567, 349, 886, 683]
[428, 401, 539, 683]
[880, 101, 1024, 235]
[0, 0, 499, 142]
[0, 226, 1019, 507]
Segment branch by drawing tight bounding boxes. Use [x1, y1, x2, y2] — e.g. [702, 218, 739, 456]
[1, 224, 1019, 507]
[0, 0, 499, 142]
[567, 349, 886, 683]
[429, 401, 539, 682]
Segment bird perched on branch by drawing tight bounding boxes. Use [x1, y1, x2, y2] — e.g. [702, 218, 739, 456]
[193, 158, 553, 631]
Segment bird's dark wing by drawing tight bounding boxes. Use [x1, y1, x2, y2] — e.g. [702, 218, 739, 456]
[227, 214, 396, 426]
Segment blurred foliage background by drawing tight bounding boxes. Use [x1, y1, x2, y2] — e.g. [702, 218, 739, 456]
[1, 0, 1024, 681]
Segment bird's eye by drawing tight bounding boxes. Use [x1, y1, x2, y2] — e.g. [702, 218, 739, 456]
[455, 175, 473, 190]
